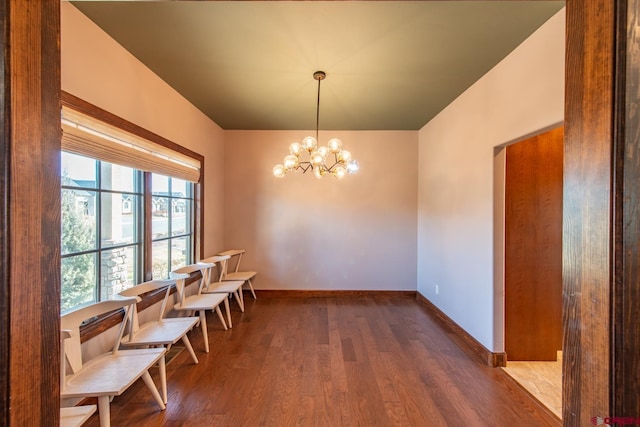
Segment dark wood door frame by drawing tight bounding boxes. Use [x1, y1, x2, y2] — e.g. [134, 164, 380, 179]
[0, 0, 61, 425]
[0, 1, 638, 425]
[564, 0, 640, 424]
[612, 0, 640, 419]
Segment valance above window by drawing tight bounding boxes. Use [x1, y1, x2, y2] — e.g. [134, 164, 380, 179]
[61, 106, 201, 183]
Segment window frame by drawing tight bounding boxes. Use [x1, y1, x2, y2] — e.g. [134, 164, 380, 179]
[62, 92, 205, 341]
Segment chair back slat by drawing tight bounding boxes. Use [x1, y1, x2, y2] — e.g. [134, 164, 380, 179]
[118, 279, 176, 327]
[217, 249, 245, 273]
[199, 255, 231, 288]
[60, 297, 137, 374]
[171, 263, 213, 298]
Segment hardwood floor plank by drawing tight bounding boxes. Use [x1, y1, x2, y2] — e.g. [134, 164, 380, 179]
[81, 295, 561, 427]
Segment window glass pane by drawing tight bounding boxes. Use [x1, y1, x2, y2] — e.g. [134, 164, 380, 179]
[171, 237, 190, 271]
[152, 196, 170, 239]
[100, 246, 138, 300]
[152, 240, 170, 279]
[171, 199, 189, 236]
[61, 152, 97, 188]
[62, 189, 97, 255]
[152, 173, 169, 195]
[61, 253, 96, 313]
[100, 162, 136, 193]
[171, 178, 188, 198]
[101, 193, 139, 247]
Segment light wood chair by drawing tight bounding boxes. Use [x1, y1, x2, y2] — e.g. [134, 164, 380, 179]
[60, 330, 97, 427]
[170, 263, 231, 354]
[217, 249, 257, 299]
[118, 278, 200, 370]
[60, 406, 97, 427]
[199, 255, 246, 312]
[60, 297, 167, 427]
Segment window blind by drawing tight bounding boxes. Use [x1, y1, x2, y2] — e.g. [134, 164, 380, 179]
[61, 106, 201, 183]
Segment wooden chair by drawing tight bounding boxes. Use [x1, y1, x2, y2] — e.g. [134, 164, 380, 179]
[118, 278, 200, 369]
[170, 263, 231, 354]
[60, 330, 97, 427]
[60, 297, 167, 427]
[60, 406, 97, 427]
[199, 255, 246, 312]
[217, 249, 257, 299]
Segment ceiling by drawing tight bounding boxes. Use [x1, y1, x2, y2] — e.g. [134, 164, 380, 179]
[70, 1, 565, 131]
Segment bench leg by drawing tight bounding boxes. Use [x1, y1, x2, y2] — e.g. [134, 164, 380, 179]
[224, 297, 232, 328]
[214, 305, 228, 330]
[141, 370, 166, 410]
[199, 310, 209, 353]
[158, 355, 167, 404]
[247, 279, 257, 299]
[98, 395, 111, 427]
[235, 289, 245, 312]
[181, 334, 199, 364]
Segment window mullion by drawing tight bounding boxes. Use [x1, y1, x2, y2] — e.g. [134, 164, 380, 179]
[143, 172, 153, 281]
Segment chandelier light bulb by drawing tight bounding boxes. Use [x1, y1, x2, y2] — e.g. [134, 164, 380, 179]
[273, 164, 286, 178]
[317, 146, 330, 158]
[302, 136, 317, 152]
[289, 142, 303, 156]
[283, 154, 299, 170]
[310, 151, 325, 166]
[334, 165, 347, 179]
[328, 138, 342, 153]
[337, 149, 351, 163]
[313, 167, 323, 179]
[347, 160, 359, 174]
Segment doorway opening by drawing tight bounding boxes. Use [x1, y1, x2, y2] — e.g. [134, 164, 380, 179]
[494, 126, 564, 419]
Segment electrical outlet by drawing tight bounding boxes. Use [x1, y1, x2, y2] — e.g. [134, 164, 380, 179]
[435, 284, 439, 295]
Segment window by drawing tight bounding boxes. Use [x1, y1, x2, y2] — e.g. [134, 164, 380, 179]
[61, 153, 143, 312]
[151, 174, 194, 279]
[60, 92, 204, 314]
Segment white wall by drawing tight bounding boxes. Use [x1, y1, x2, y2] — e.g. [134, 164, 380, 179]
[417, 9, 565, 351]
[61, 2, 226, 256]
[224, 130, 418, 291]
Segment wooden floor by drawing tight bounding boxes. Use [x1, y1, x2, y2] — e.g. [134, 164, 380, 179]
[82, 295, 560, 426]
[502, 352, 563, 419]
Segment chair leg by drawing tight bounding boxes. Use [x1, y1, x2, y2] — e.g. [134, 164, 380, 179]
[98, 395, 111, 427]
[141, 370, 166, 410]
[223, 297, 232, 328]
[214, 305, 228, 330]
[247, 279, 257, 299]
[158, 354, 167, 404]
[235, 289, 245, 312]
[181, 334, 199, 364]
[199, 310, 210, 353]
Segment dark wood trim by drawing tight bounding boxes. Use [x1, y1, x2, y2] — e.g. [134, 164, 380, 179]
[255, 289, 417, 299]
[416, 292, 506, 367]
[197, 162, 204, 260]
[612, 0, 640, 418]
[0, 0, 8, 423]
[4, 0, 61, 424]
[564, 0, 615, 423]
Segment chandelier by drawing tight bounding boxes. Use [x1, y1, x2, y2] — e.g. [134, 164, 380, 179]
[273, 71, 359, 179]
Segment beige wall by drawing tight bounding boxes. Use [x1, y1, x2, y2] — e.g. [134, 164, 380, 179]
[417, 8, 565, 351]
[224, 130, 418, 290]
[61, 2, 226, 256]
